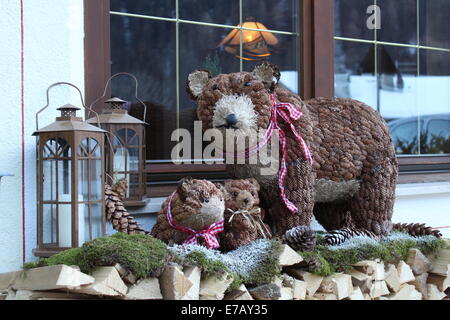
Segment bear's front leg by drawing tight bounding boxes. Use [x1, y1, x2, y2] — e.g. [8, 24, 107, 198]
[270, 159, 316, 235]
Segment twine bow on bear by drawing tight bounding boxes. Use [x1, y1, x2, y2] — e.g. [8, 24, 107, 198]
[227, 208, 272, 239]
[166, 192, 224, 249]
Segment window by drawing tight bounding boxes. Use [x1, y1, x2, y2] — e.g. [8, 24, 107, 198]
[109, 0, 300, 164]
[335, 0, 450, 161]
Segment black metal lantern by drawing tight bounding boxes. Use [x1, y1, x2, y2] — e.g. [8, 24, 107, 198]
[33, 83, 107, 257]
[87, 73, 147, 206]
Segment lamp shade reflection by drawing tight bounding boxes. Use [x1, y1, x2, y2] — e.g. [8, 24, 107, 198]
[218, 18, 279, 61]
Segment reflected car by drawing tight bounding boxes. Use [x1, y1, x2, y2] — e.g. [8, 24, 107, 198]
[387, 114, 450, 155]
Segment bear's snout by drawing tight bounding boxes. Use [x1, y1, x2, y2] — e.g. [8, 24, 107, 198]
[225, 113, 238, 128]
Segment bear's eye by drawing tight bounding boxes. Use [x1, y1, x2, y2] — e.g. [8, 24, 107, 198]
[244, 81, 252, 87]
[204, 198, 210, 203]
[212, 84, 219, 90]
[233, 192, 238, 198]
[251, 192, 255, 197]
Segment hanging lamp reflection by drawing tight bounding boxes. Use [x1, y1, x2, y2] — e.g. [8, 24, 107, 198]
[218, 17, 279, 61]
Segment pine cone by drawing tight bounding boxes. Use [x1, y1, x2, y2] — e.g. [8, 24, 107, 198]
[111, 179, 129, 201]
[393, 223, 442, 238]
[282, 226, 317, 251]
[105, 184, 147, 235]
[324, 228, 380, 246]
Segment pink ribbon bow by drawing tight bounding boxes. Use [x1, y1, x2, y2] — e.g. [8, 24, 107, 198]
[267, 94, 313, 213]
[223, 93, 313, 214]
[166, 192, 224, 249]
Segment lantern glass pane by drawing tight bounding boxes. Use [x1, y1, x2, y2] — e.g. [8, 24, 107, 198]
[126, 129, 136, 144]
[90, 159, 102, 201]
[129, 173, 139, 197]
[43, 160, 57, 201]
[113, 147, 129, 174]
[90, 202, 103, 239]
[80, 203, 91, 242]
[129, 134, 138, 146]
[78, 159, 89, 201]
[79, 202, 89, 245]
[92, 141, 101, 158]
[129, 148, 139, 171]
[42, 204, 56, 245]
[57, 159, 72, 198]
[117, 129, 127, 145]
[57, 202, 72, 248]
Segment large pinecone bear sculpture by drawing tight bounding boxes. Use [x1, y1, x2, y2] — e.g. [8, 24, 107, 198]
[105, 179, 147, 235]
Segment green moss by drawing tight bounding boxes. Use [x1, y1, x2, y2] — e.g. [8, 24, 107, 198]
[29, 233, 169, 279]
[42, 247, 84, 267]
[239, 239, 283, 286]
[299, 234, 447, 277]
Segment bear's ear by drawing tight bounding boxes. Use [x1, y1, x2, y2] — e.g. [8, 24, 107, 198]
[252, 61, 281, 91]
[177, 177, 194, 200]
[246, 178, 260, 191]
[214, 182, 226, 195]
[186, 69, 212, 100]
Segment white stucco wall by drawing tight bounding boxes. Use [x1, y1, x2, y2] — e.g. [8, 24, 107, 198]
[0, 0, 84, 273]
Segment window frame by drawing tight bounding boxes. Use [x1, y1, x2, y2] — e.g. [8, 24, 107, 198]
[84, 0, 447, 195]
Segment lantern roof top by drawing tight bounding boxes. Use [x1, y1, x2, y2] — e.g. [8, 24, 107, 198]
[32, 104, 107, 136]
[86, 112, 147, 125]
[86, 97, 147, 125]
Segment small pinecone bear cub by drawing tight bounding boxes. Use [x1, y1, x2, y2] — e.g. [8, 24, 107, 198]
[219, 178, 272, 251]
[150, 178, 225, 246]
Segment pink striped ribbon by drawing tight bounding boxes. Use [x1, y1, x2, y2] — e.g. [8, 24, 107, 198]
[166, 192, 224, 249]
[219, 93, 313, 214]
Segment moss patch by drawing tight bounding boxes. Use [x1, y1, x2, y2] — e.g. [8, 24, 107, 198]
[27, 233, 169, 279]
[298, 232, 447, 277]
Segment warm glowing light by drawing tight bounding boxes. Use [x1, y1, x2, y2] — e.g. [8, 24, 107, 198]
[218, 18, 279, 61]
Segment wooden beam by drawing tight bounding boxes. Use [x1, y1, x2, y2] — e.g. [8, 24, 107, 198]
[84, 0, 111, 112]
[300, 0, 335, 99]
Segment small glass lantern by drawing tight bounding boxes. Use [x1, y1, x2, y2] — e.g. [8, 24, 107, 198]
[87, 73, 147, 206]
[33, 93, 107, 257]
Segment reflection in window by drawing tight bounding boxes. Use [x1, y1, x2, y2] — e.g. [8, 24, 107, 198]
[334, 0, 450, 156]
[110, 0, 299, 161]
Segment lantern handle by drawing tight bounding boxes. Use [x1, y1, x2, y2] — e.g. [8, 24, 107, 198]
[88, 72, 147, 123]
[35, 82, 101, 131]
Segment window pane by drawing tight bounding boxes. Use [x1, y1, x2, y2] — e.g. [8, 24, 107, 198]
[243, 0, 299, 33]
[111, 16, 177, 161]
[377, 0, 417, 45]
[242, 33, 300, 94]
[179, 23, 240, 154]
[110, 0, 175, 18]
[334, 0, 374, 40]
[389, 120, 421, 154]
[419, 50, 450, 154]
[378, 45, 418, 120]
[419, 0, 450, 49]
[335, 41, 377, 108]
[179, 0, 239, 26]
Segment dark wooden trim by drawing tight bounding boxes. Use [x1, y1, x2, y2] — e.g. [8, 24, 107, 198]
[398, 172, 450, 184]
[84, 0, 111, 112]
[300, 0, 335, 99]
[145, 163, 226, 174]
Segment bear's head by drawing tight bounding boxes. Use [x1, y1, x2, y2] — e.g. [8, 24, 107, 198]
[186, 62, 281, 136]
[223, 178, 261, 211]
[174, 177, 225, 230]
